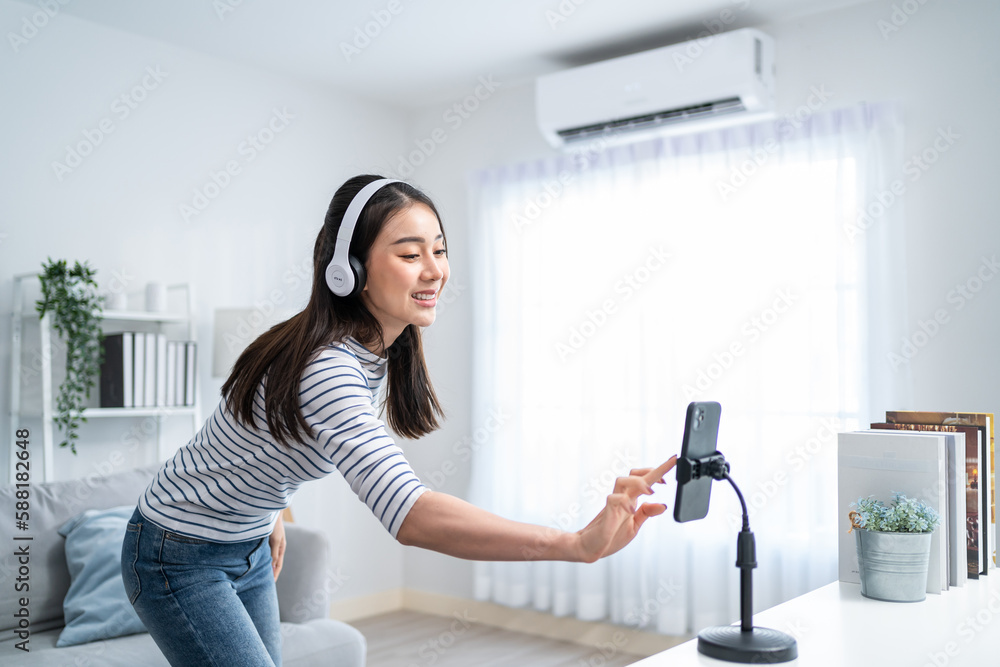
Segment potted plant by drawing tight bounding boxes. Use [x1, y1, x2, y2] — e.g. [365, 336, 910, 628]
[848, 493, 940, 602]
[36, 259, 105, 454]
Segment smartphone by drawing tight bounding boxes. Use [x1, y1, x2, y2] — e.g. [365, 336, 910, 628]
[673, 401, 722, 523]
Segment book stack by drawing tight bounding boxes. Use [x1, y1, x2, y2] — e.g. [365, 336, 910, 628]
[837, 410, 995, 595]
[99, 333, 198, 409]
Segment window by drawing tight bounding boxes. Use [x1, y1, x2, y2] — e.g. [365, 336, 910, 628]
[469, 105, 905, 633]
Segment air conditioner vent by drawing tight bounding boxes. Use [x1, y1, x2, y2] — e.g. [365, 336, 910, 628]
[556, 97, 746, 143]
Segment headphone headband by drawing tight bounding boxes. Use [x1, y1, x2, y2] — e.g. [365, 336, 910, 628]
[326, 178, 402, 297]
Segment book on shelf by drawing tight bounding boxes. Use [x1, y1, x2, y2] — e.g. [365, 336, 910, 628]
[862, 428, 965, 590]
[886, 411, 994, 573]
[837, 430, 948, 594]
[155, 333, 167, 407]
[132, 332, 145, 408]
[174, 341, 185, 406]
[872, 421, 981, 580]
[937, 432, 964, 588]
[98, 332, 133, 408]
[143, 332, 156, 408]
[97, 332, 197, 412]
[165, 341, 178, 408]
[184, 342, 197, 407]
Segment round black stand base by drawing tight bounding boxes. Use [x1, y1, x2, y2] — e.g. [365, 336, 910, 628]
[697, 625, 798, 663]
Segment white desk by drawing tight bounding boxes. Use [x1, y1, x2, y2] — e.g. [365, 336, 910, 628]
[632, 575, 1000, 666]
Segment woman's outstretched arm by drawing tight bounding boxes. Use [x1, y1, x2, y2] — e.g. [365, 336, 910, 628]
[395, 456, 677, 563]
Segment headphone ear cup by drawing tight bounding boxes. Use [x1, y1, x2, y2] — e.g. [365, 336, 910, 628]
[348, 255, 366, 298]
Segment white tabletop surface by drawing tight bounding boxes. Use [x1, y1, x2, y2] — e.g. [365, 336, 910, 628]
[631, 573, 1000, 666]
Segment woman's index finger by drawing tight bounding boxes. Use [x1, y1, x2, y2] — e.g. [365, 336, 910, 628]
[644, 455, 678, 484]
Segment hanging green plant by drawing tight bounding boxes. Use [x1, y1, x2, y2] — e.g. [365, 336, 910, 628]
[36, 259, 106, 454]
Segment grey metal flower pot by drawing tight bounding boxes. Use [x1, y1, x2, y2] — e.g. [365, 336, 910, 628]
[854, 529, 932, 602]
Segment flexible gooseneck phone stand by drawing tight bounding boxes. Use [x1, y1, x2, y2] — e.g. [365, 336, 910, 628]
[676, 451, 798, 663]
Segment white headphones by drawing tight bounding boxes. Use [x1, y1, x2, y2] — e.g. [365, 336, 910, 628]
[325, 178, 401, 297]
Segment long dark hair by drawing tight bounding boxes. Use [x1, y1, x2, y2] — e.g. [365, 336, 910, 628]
[222, 175, 446, 445]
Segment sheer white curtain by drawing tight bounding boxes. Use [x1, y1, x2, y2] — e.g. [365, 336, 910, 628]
[467, 103, 909, 634]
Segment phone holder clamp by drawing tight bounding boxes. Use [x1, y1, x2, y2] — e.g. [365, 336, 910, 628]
[676, 451, 730, 485]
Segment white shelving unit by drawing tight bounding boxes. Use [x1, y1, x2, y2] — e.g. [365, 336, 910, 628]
[8, 274, 201, 483]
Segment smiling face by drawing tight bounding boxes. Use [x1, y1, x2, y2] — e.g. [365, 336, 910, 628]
[360, 202, 449, 352]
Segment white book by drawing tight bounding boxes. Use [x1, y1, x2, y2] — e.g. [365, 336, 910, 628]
[132, 333, 145, 408]
[944, 432, 967, 587]
[144, 332, 156, 408]
[155, 333, 167, 407]
[165, 342, 177, 408]
[174, 342, 185, 406]
[184, 342, 197, 407]
[838, 430, 948, 595]
[875, 430, 966, 588]
[936, 432, 966, 588]
[122, 332, 134, 409]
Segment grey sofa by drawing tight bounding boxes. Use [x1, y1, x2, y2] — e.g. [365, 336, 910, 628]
[0, 463, 366, 666]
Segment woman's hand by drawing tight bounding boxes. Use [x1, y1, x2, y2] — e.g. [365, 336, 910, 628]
[575, 455, 678, 563]
[269, 512, 287, 581]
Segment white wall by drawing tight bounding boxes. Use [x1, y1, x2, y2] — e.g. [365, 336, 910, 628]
[397, 0, 1000, 600]
[0, 1, 412, 603]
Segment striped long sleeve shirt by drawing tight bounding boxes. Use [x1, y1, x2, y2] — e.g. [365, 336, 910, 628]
[138, 337, 427, 542]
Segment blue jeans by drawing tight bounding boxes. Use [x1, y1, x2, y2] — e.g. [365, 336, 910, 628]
[121, 507, 282, 666]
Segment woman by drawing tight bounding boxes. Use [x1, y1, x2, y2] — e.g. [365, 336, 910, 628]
[121, 175, 677, 666]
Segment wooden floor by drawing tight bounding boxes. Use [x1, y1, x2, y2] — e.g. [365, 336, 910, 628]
[350, 610, 644, 667]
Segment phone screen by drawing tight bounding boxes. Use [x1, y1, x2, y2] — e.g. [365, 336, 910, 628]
[673, 401, 722, 523]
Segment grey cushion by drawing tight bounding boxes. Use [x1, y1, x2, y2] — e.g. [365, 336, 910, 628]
[278, 523, 337, 624]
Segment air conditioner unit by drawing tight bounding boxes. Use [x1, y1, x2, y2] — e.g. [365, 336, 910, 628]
[536, 28, 775, 149]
